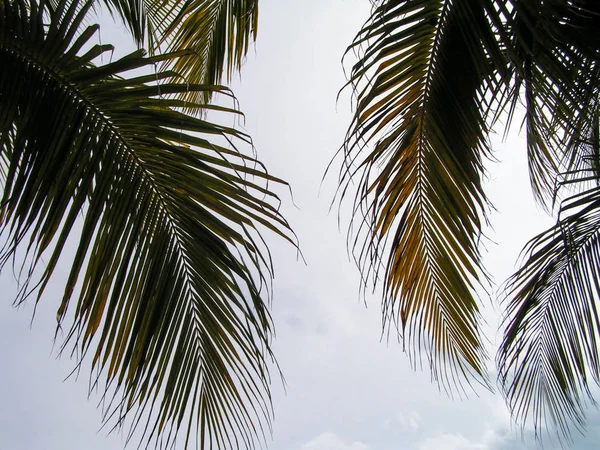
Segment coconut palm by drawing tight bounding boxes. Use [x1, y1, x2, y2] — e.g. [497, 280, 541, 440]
[4, 0, 600, 448]
[339, 0, 600, 441]
[0, 0, 294, 449]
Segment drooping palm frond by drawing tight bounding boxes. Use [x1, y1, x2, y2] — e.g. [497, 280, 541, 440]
[495, 2, 600, 440]
[101, 0, 259, 107]
[157, 0, 258, 107]
[498, 174, 600, 441]
[101, 0, 147, 43]
[0, 0, 293, 448]
[339, 0, 510, 392]
[506, 0, 600, 205]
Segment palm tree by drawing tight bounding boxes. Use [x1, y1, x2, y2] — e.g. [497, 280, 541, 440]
[339, 0, 600, 442]
[0, 0, 294, 449]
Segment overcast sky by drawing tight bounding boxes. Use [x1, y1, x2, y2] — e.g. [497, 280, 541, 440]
[2, 1, 600, 449]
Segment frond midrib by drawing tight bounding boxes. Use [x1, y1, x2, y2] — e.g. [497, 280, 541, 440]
[3, 25, 255, 387]
[407, 0, 478, 362]
[500, 204, 600, 433]
[162, 0, 227, 79]
[507, 213, 600, 356]
[3, 32, 209, 263]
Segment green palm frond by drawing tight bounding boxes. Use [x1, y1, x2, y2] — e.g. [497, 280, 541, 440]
[0, 0, 293, 448]
[498, 177, 600, 441]
[102, 0, 258, 107]
[161, 0, 258, 107]
[339, 0, 510, 392]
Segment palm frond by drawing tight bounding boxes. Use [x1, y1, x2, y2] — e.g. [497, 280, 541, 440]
[339, 0, 510, 392]
[498, 175, 600, 441]
[507, 0, 600, 205]
[0, 0, 293, 448]
[496, 4, 600, 440]
[101, 0, 146, 43]
[159, 0, 258, 107]
[102, 0, 258, 107]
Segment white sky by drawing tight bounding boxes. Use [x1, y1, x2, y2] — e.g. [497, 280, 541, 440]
[2, 1, 600, 449]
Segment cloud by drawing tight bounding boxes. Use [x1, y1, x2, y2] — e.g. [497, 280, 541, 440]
[300, 432, 369, 450]
[415, 422, 596, 450]
[417, 433, 484, 450]
[384, 411, 421, 432]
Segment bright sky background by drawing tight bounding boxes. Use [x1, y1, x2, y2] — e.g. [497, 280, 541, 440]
[3, 1, 600, 449]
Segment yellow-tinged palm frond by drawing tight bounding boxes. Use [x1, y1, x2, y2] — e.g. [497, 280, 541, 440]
[160, 0, 258, 107]
[339, 0, 510, 392]
[0, 0, 294, 448]
[102, 0, 258, 107]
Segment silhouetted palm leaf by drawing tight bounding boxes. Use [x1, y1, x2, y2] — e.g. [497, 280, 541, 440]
[497, 1, 600, 441]
[499, 175, 600, 441]
[339, 0, 509, 392]
[0, 0, 293, 448]
[158, 0, 258, 106]
[102, 0, 258, 107]
[506, 0, 600, 205]
[340, 0, 600, 438]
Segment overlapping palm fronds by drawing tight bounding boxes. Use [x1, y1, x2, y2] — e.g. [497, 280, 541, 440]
[341, 0, 600, 440]
[101, 0, 259, 107]
[339, 0, 510, 393]
[499, 178, 600, 441]
[0, 0, 293, 448]
[157, 0, 258, 106]
[497, 1, 600, 441]
[506, 0, 600, 205]
[498, 107, 600, 438]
